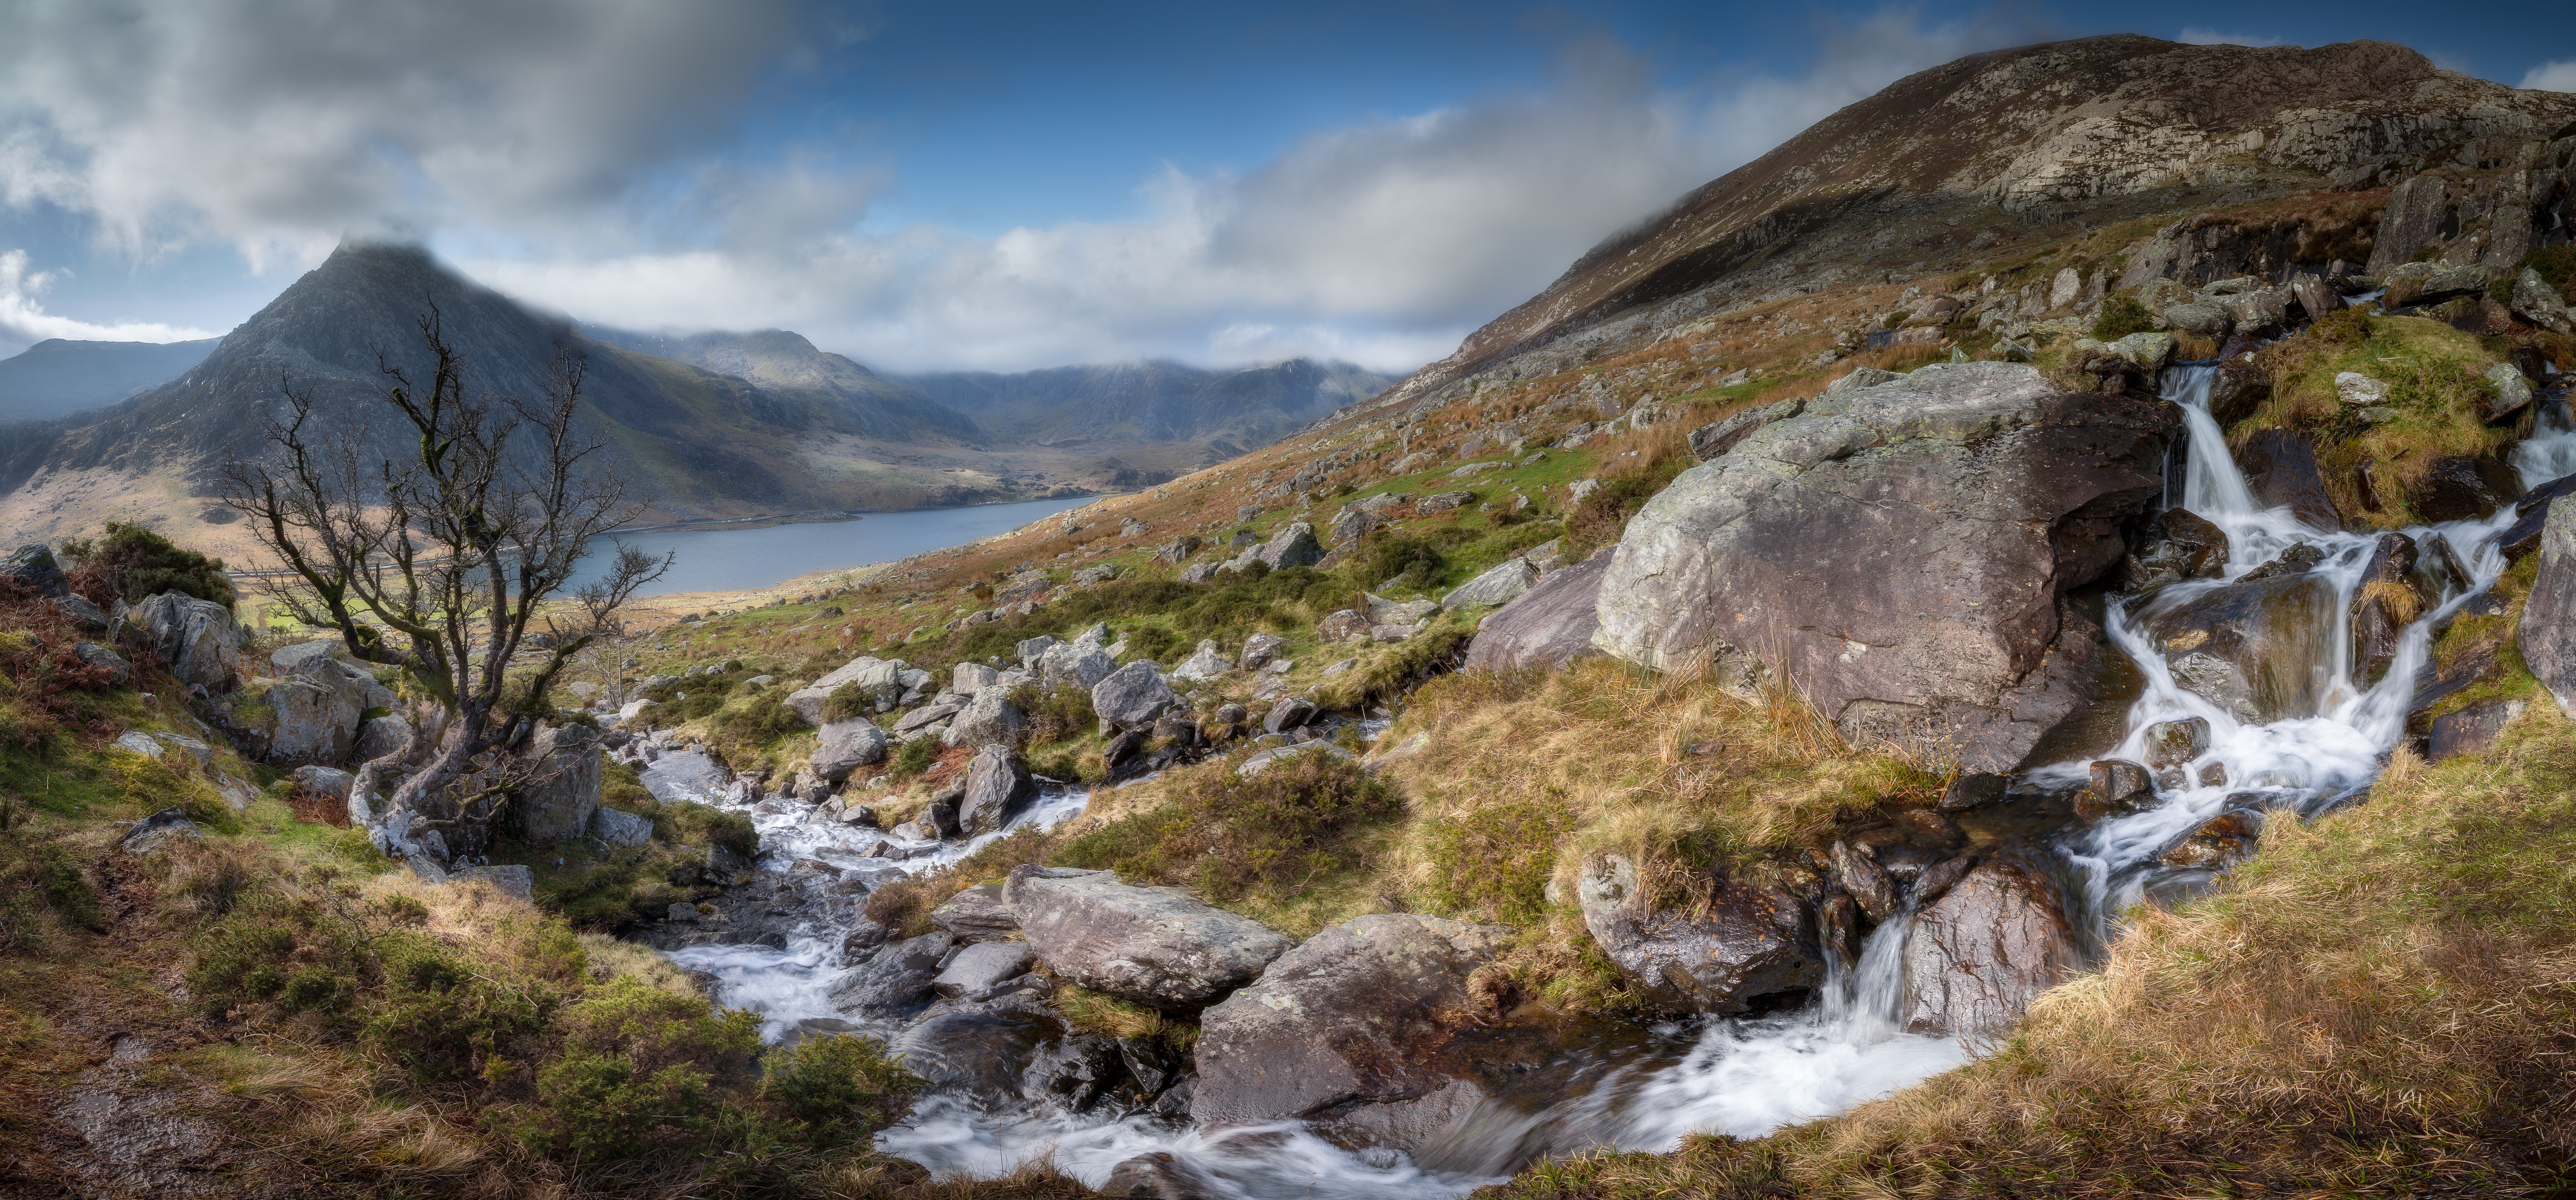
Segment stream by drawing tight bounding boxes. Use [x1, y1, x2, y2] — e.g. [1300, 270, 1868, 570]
[646, 363, 2576, 1197]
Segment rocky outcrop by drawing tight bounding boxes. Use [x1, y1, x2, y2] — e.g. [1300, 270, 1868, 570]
[515, 723, 602, 842]
[785, 656, 904, 724]
[1574, 852, 1821, 1013]
[1443, 558, 1537, 609]
[1905, 856, 2078, 1035]
[1002, 866, 1294, 1008]
[810, 718, 889, 781]
[124, 592, 240, 691]
[1592, 363, 2174, 771]
[942, 686, 1026, 750]
[1091, 661, 1181, 732]
[957, 745, 1035, 834]
[2521, 497, 2576, 717]
[1462, 547, 1613, 672]
[1192, 913, 1511, 1153]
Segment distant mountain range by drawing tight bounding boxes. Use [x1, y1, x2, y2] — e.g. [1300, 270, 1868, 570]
[0, 244, 1389, 558]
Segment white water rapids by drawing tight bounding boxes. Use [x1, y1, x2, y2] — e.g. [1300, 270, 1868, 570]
[651, 364, 2572, 1197]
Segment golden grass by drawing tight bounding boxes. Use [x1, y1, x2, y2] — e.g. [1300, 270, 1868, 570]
[2241, 313, 2514, 525]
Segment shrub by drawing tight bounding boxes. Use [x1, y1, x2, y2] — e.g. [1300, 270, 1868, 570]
[521, 976, 766, 1160]
[1365, 534, 1449, 591]
[886, 736, 940, 781]
[58, 521, 236, 610]
[0, 837, 103, 953]
[1015, 684, 1096, 746]
[820, 681, 877, 723]
[711, 690, 804, 747]
[1420, 793, 1577, 926]
[760, 1033, 919, 1148]
[2090, 294, 2157, 340]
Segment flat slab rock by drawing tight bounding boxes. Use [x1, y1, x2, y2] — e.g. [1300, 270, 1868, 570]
[1003, 866, 1292, 1007]
[1462, 546, 1614, 673]
[1191, 912, 1512, 1153]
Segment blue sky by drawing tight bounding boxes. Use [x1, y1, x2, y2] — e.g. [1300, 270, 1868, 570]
[2, 0, 2572, 374]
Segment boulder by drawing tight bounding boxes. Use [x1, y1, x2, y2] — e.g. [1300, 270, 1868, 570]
[2161, 299, 2232, 340]
[2523, 497, 2576, 717]
[2076, 758, 2154, 821]
[1416, 491, 1474, 513]
[2350, 532, 2425, 685]
[957, 745, 1036, 835]
[73, 640, 131, 685]
[1316, 609, 1368, 642]
[892, 703, 960, 735]
[1327, 506, 1378, 546]
[811, 718, 890, 782]
[2410, 456, 2523, 522]
[953, 662, 1000, 695]
[52, 593, 109, 634]
[119, 807, 202, 856]
[517, 723, 602, 842]
[1687, 398, 1805, 463]
[1191, 913, 1511, 1153]
[291, 764, 355, 800]
[2511, 266, 2574, 335]
[2118, 507, 2229, 592]
[2159, 809, 2263, 869]
[2222, 286, 2291, 338]
[2485, 364, 2534, 423]
[1169, 639, 1232, 683]
[2289, 272, 2340, 324]
[2205, 357, 2270, 426]
[1592, 363, 2176, 771]
[354, 715, 411, 764]
[1462, 550, 1611, 679]
[943, 686, 1028, 750]
[453, 864, 536, 903]
[785, 656, 904, 724]
[262, 656, 370, 768]
[829, 932, 955, 1019]
[126, 591, 241, 691]
[1037, 641, 1117, 690]
[591, 807, 654, 847]
[2141, 717, 2210, 768]
[1236, 741, 1353, 777]
[1255, 523, 1324, 569]
[1443, 558, 1537, 609]
[2428, 698, 2527, 761]
[2335, 372, 2389, 407]
[2236, 430, 2342, 531]
[2144, 569, 2340, 722]
[1091, 661, 1180, 732]
[933, 942, 1041, 1000]
[1261, 696, 1315, 734]
[1904, 856, 2077, 1035]
[1004, 865, 1294, 1007]
[1575, 852, 1821, 1013]
[1238, 632, 1286, 671]
[0, 544, 68, 596]
[930, 883, 1021, 941]
[1102, 1153, 1225, 1200]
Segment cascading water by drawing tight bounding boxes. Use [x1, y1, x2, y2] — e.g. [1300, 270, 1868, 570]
[654, 362, 2576, 1197]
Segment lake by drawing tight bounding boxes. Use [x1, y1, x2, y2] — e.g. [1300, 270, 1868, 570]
[567, 497, 1096, 597]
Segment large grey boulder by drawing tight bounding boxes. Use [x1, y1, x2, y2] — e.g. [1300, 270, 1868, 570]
[1574, 852, 1821, 1013]
[1442, 558, 1537, 609]
[2521, 497, 2576, 717]
[1036, 641, 1117, 690]
[263, 655, 371, 768]
[933, 942, 1040, 1000]
[784, 656, 903, 724]
[1904, 857, 2078, 1035]
[354, 715, 412, 764]
[2511, 266, 2574, 335]
[953, 662, 1000, 695]
[1592, 363, 2175, 771]
[517, 723, 602, 842]
[957, 744, 1036, 834]
[2143, 568, 2341, 722]
[942, 686, 1027, 750]
[126, 591, 242, 691]
[1192, 913, 1511, 1153]
[1254, 522, 1324, 569]
[1462, 547, 1613, 673]
[2160, 299, 2233, 340]
[0, 544, 68, 596]
[1169, 639, 1232, 683]
[591, 806, 654, 847]
[1239, 633, 1286, 671]
[1003, 865, 1294, 1007]
[829, 932, 955, 1018]
[1688, 398, 1804, 462]
[1091, 661, 1180, 732]
[811, 718, 890, 781]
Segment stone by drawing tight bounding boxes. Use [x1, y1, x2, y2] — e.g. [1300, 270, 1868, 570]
[931, 883, 1021, 942]
[2350, 532, 2426, 686]
[2366, 174, 2450, 278]
[1072, 564, 1120, 586]
[2076, 758, 2154, 821]
[953, 663, 1000, 695]
[1565, 479, 1600, 506]
[1592, 363, 2176, 771]
[270, 640, 339, 673]
[1092, 661, 1181, 732]
[1005, 865, 1294, 1007]
[2141, 717, 2210, 768]
[1169, 640, 1232, 683]
[2222, 286, 2291, 337]
[354, 715, 411, 764]
[1904, 856, 2077, 1035]
[1254, 523, 1324, 569]
[2411, 456, 2523, 523]
[943, 687, 1028, 750]
[2206, 357, 2270, 426]
[1443, 558, 1537, 609]
[1317, 609, 1369, 642]
[785, 656, 903, 725]
[119, 807, 202, 856]
[125, 591, 240, 691]
[1192, 913, 1511, 1153]
[2236, 430, 2342, 531]
[1152, 535, 1203, 565]
[933, 942, 1041, 1000]
[2511, 267, 2574, 335]
[517, 723, 602, 842]
[704, 843, 755, 887]
[291, 764, 354, 799]
[262, 656, 369, 768]
[958, 745, 1036, 835]
[1238, 632, 1286, 671]
[1262, 696, 1315, 734]
[1102, 1152, 1225, 1199]
[811, 718, 890, 782]
[2118, 507, 2229, 592]
[2290, 272, 2341, 324]
[2524, 498, 2576, 716]
[73, 640, 130, 685]
[2160, 809, 2264, 869]
[0, 544, 68, 596]
[1178, 562, 1219, 583]
[51, 593, 109, 634]
[2484, 364, 2534, 423]
[2429, 698, 2527, 761]
[2145, 570, 2342, 722]
[591, 807, 654, 847]
[1830, 842, 1896, 923]
[1016, 635, 1059, 667]
[1326, 505, 1377, 546]
[1687, 398, 1805, 463]
[2109, 331, 2175, 372]
[1415, 490, 1474, 513]
[1037, 641, 1118, 690]
[892, 703, 961, 734]
[2047, 267, 2081, 310]
[1575, 852, 1821, 1013]
[2161, 299, 2232, 339]
[2335, 371, 2389, 406]
[829, 932, 955, 1019]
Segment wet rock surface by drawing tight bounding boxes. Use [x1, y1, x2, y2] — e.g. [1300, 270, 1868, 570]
[1574, 852, 1821, 1014]
[1904, 856, 2078, 1036]
[2524, 496, 2576, 716]
[1004, 866, 1294, 1008]
[2144, 570, 2340, 722]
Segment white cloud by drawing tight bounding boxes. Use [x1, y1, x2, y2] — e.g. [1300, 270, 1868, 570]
[2524, 59, 2576, 92]
[2178, 29, 2287, 48]
[470, 10, 2041, 375]
[0, 250, 216, 346]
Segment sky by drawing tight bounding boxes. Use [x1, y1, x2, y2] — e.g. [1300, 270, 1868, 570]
[2, 0, 2573, 375]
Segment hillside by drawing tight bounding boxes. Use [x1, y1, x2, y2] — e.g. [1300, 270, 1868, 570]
[0, 336, 219, 422]
[902, 357, 1394, 458]
[8, 31, 2576, 1200]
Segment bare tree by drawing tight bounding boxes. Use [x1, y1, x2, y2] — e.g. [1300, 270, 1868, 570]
[222, 306, 667, 856]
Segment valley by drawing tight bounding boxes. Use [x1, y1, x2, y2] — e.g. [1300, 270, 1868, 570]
[3, 30, 2576, 1200]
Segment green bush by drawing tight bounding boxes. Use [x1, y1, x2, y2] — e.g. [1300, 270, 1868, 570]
[711, 690, 804, 746]
[58, 521, 236, 609]
[887, 736, 940, 781]
[521, 976, 765, 1160]
[360, 932, 555, 1083]
[1365, 534, 1449, 591]
[1015, 684, 1097, 746]
[820, 681, 878, 723]
[760, 1033, 920, 1148]
[2091, 293, 2158, 341]
[0, 838, 102, 952]
[1420, 791, 1576, 925]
